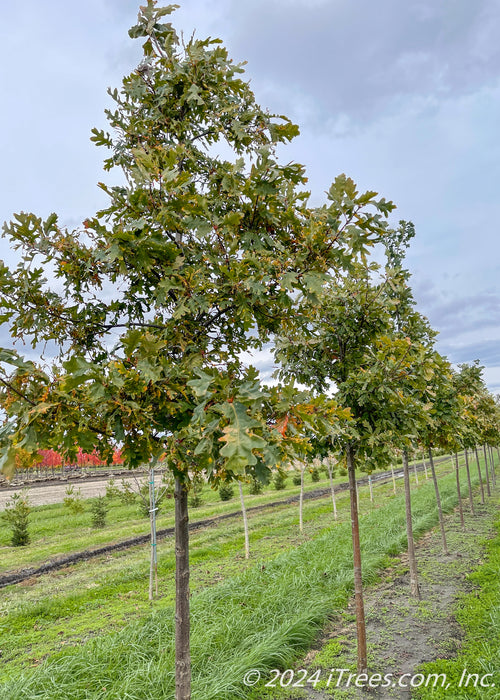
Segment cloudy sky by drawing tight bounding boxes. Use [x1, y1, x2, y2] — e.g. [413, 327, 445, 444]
[1, 0, 499, 390]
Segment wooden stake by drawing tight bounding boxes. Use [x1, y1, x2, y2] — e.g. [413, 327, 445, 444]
[474, 447, 485, 504]
[403, 448, 420, 598]
[239, 481, 250, 559]
[347, 443, 367, 674]
[299, 463, 305, 533]
[175, 478, 191, 700]
[464, 448, 475, 516]
[327, 461, 337, 519]
[482, 445, 491, 497]
[428, 447, 448, 555]
[454, 452, 465, 530]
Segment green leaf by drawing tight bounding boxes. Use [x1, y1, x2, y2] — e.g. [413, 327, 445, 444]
[302, 272, 328, 295]
[62, 357, 95, 390]
[219, 402, 267, 473]
[187, 372, 213, 398]
[0, 349, 36, 371]
[185, 84, 204, 106]
[0, 444, 17, 479]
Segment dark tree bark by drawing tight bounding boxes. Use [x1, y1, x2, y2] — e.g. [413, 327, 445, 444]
[428, 448, 448, 555]
[464, 448, 475, 516]
[454, 452, 465, 530]
[488, 445, 496, 487]
[402, 448, 420, 598]
[175, 478, 191, 700]
[346, 443, 367, 673]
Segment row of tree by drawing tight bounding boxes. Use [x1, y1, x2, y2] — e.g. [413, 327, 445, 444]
[0, 3, 498, 697]
[14, 447, 124, 471]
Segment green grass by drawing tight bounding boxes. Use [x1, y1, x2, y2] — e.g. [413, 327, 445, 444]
[0, 470, 348, 571]
[0, 457, 480, 700]
[413, 514, 500, 699]
[0, 479, 360, 680]
[0, 454, 454, 572]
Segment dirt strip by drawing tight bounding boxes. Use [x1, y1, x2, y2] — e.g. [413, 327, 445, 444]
[255, 490, 499, 700]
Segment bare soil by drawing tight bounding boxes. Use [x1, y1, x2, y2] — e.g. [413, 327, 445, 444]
[0, 473, 158, 510]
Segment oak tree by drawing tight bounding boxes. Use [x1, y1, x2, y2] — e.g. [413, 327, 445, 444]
[0, 3, 366, 697]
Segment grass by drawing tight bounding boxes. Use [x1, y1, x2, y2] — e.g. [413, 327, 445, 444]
[413, 514, 500, 698]
[0, 454, 453, 572]
[0, 455, 481, 700]
[0, 469, 347, 571]
[1, 467, 374, 680]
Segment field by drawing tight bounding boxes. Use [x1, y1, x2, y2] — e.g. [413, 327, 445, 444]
[0, 453, 497, 699]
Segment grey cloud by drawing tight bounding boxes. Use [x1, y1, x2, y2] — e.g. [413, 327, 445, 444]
[412, 274, 500, 328]
[425, 294, 500, 341]
[228, 0, 500, 126]
[441, 339, 500, 367]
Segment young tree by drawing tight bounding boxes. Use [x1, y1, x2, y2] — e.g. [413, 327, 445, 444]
[476, 391, 500, 490]
[418, 351, 465, 555]
[380, 221, 438, 599]
[455, 361, 497, 504]
[0, 4, 368, 697]
[2, 491, 31, 546]
[275, 249, 432, 670]
[452, 363, 483, 515]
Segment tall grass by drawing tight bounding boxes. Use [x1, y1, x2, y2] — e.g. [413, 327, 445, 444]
[0, 466, 475, 700]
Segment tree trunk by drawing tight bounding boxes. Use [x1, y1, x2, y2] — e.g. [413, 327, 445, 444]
[239, 481, 250, 558]
[175, 478, 191, 700]
[299, 463, 305, 533]
[454, 452, 465, 530]
[488, 445, 496, 487]
[327, 463, 337, 519]
[346, 443, 367, 674]
[402, 448, 420, 598]
[368, 474, 374, 503]
[482, 445, 491, 497]
[428, 448, 448, 555]
[474, 447, 485, 504]
[391, 465, 396, 494]
[464, 448, 475, 516]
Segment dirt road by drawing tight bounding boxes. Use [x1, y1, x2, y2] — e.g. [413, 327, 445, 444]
[0, 473, 164, 510]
